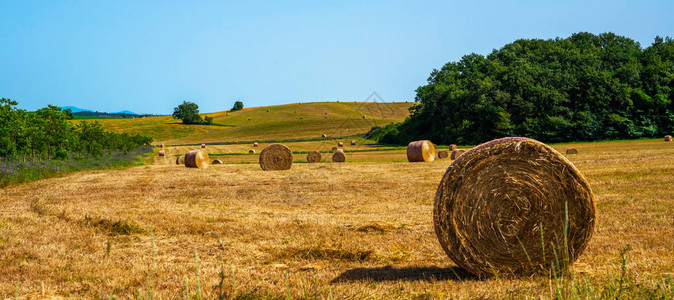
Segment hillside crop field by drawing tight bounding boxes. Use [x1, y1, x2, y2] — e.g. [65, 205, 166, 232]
[1, 137, 673, 299]
[82, 102, 414, 145]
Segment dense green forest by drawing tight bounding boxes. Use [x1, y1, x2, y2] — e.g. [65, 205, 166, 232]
[0, 98, 152, 160]
[368, 32, 674, 145]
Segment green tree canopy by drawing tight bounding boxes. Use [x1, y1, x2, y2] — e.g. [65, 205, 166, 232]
[370, 32, 674, 145]
[172, 101, 203, 124]
[231, 101, 244, 111]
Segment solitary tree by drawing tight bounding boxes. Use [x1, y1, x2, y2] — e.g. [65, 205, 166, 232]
[172, 101, 203, 124]
[231, 101, 244, 111]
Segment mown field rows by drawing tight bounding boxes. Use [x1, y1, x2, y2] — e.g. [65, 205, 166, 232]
[1, 139, 673, 298]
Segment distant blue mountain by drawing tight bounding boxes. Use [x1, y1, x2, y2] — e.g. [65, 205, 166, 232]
[112, 110, 138, 115]
[62, 106, 93, 113]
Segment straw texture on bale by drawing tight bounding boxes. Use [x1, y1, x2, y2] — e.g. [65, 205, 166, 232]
[566, 148, 579, 154]
[332, 151, 346, 162]
[434, 137, 595, 277]
[254, 142, 259, 147]
[451, 149, 466, 160]
[306, 150, 321, 163]
[201, 144, 206, 148]
[665, 135, 672, 142]
[184, 150, 210, 169]
[259, 143, 293, 171]
[437, 150, 449, 159]
[249, 149, 256, 154]
[407, 140, 436, 162]
[212, 159, 223, 165]
[158, 150, 165, 157]
[176, 156, 185, 165]
[338, 142, 344, 147]
[351, 140, 356, 146]
[449, 144, 458, 151]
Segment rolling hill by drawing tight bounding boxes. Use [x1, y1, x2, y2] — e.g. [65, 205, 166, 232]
[87, 101, 414, 144]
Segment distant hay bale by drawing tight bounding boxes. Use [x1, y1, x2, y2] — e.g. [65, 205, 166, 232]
[212, 159, 223, 164]
[233, 141, 239, 145]
[407, 140, 436, 162]
[362, 115, 366, 119]
[158, 150, 165, 157]
[351, 140, 356, 146]
[201, 144, 206, 148]
[434, 137, 596, 276]
[338, 142, 344, 147]
[437, 150, 449, 159]
[300, 117, 303, 119]
[566, 148, 579, 154]
[226, 113, 230, 116]
[294, 110, 297, 113]
[267, 109, 270, 112]
[161, 144, 165, 148]
[249, 149, 256, 154]
[322, 134, 327, 138]
[253, 142, 259, 147]
[450, 149, 466, 160]
[665, 135, 672, 142]
[331, 147, 338, 152]
[306, 150, 321, 163]
[185, 150, 209, 169]
[259, 143, 293, 171]
[176, 156, 185, 165]
[449, 144, 458, 151]
[332, 151, 346, 162]
[248, 118, 251, 121]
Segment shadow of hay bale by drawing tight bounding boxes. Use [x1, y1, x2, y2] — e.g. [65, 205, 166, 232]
[331, 265, 475, 283]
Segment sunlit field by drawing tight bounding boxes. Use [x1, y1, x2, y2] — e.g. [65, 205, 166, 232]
[1, 138, 673, 298]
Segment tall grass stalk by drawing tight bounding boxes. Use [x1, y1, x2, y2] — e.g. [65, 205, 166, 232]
[194, 247, 201, 300]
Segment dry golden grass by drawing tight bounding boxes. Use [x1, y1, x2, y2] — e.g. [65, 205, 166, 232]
[1, 139, 673, 298]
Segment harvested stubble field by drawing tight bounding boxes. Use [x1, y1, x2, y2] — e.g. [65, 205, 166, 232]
[1, 139, 673, 299]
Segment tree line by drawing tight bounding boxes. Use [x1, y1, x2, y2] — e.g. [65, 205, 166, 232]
[368, 32, 674, 145]
[0, 98, 152, 161]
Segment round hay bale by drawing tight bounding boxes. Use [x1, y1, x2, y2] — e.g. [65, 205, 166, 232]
[351, 140, 356, 146]
[434, 137, 595, 277]
[449, 144, 458, 151]
[248, 118, 251, 121]
[437, 150, 449, 159]
[161, 144, 165, 148]
[338, 142, 344, 147]
[665, 135, 672, 142]
[566, 148, 579, 154]
[158, 150, 165, 157]
[451, 149, 466, 160]
[306, 150, 321, 163]
[176, 156, 185, 165]
[253, 142, 259, 147]
[266, 109, 270, 112]
[233, 141, 239, 145]
[362, 115, 366, 119]
[322, 134, 327, 138]
[332, 151, 346, 162]
[184, 150, 209, 169]
[294, 110, 297, 113]
[300, 117, 303, 119]
[249, 149, 256, 154]
[407, 140, 436, 162]
[226, 113, 230, 116]
[212, 159, 223, 165]
[259, 143, 293, 171]
[201, 144, 206, 148]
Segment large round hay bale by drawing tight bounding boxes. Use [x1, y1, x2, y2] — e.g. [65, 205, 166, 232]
[259, 143, 293, 171]
[338, 142, 344, 147]
[437, 150, 449, 159]
[434, 137, 595, 277]
[449, 144, 458, 151]
[566, 148, 579, 154]
[201, 144, 206, 148]
[176, 156, 185, 165]
[332, 151, 346, 162]
[212, 159, 223, 164]
[665, 135, 672, 142]
[158, 150, 165, 157]
[306, 150, 321, 163]
[185, 150, 209, 169]
[249, 149, 256, 154]
[350, 140, 356, 146]
[451, 149, 466, 160]
[322, 134, 327, 138]
[253, 142, 259, 147]
[407, 140, 436, 162]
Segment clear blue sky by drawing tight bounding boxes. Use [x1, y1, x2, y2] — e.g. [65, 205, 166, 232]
[1, 1, 673, 114]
